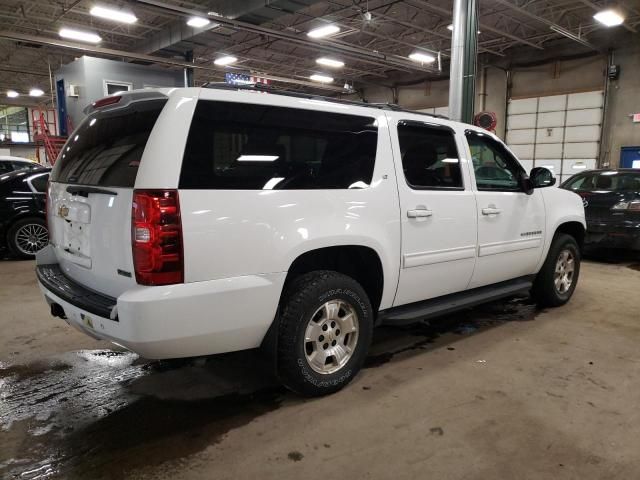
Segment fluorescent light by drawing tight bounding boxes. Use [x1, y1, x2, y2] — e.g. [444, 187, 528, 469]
[187, 17, 210, 28]
[409, 52, 436, 64]
[29, 88, 44, 97]
[214, 55, 237, 66]
[593, 9, 624, 27]
[90, 6, 137, 24]
[6, 90, 19, 98]
[442, 158, 459, 163]
[237, 155, 279, 162]
[308, 24, 340, 38]
[310, 74, 334, 83]
[316, 57, 345, 68]
[59, 28, 101, 43]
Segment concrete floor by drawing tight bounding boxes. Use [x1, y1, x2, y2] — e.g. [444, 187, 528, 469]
[1, 256, 639, 479]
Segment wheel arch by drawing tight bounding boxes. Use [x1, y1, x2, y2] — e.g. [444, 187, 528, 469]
[554, 221, 586, 252]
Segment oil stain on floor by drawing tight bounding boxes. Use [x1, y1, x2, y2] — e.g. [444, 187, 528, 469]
[0, 296, 539, 479]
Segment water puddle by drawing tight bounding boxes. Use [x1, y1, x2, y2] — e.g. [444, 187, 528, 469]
[0, 296, 539, 478]
[0, 349, 285, 479]
[366, 296, 539, 368]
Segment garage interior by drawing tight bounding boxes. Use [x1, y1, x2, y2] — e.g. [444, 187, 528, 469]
[0, 0, 639, 478]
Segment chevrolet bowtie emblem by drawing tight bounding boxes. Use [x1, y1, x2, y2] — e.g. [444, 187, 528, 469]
[58, 205, 70, 218]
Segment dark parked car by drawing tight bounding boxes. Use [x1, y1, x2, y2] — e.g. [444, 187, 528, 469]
[0, 167, 50, 259]
[560, 169, 640, 251]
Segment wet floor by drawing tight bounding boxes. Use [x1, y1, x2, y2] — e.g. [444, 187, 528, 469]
[0, 297, 539, 479]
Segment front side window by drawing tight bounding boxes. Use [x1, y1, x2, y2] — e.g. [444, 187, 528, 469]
[466, 131, 525, 191]
[398, 121, 462, 189]
[179, 101, 378, 190]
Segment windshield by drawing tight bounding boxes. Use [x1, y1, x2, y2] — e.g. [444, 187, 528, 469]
[51, 99, 167, 187]
[563, 171, 640, 192]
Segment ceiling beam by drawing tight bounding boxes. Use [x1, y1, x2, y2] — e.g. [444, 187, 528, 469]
[0, 31, 346, 92]
[491, 0, 602, 52]
[131, 0, 440, 73]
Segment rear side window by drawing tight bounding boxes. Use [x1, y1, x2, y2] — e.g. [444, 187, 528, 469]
[564, 172, 640, 192]
[398, 121, 462, 189]
[51, 99, 167, 187]
[29, 172, 49, 192]
[179, 101, 378, 190]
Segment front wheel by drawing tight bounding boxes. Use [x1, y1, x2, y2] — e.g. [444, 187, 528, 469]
[532, 233, 581, 307]
[276, 271, 373, 396]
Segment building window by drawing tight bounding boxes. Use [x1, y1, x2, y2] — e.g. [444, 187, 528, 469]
[103, 80, 133, 96]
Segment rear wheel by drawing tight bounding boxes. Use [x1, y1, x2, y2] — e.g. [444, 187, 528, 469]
[532, 233, 580, 307]
[276, 271, 373, 396]
[7, 217, 48, 259]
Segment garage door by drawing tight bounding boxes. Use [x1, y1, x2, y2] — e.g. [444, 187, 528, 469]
[506, 91, 603, 185]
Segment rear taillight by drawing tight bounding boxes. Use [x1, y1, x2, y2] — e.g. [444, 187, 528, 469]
[132, 189, 183, 286]
[45, 178, 50, 234]
[611, 200, 640, 211]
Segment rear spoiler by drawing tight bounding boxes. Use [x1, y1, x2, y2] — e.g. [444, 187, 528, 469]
[83, 90, 168, 116]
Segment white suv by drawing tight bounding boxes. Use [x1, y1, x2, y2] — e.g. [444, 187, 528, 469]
[37, 86, 585, 396]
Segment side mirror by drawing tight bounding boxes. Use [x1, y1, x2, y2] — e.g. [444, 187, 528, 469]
[530, 167, 556, 188]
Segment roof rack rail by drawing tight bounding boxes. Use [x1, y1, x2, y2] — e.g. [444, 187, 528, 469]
[200, 82, 450, 120]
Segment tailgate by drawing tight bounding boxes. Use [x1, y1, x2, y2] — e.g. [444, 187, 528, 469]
[47, 96, 168, 298]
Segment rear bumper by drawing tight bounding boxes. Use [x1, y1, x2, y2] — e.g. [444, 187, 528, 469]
[36, 247, 286, 359]
[585, 220, 640, 251]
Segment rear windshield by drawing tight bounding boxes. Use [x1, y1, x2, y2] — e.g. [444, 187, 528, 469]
[563, 171, 640, 192]
[51, 99, 167, 187]
[179, 100, 378, 190]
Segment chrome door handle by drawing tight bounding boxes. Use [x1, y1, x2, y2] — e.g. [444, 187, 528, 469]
[482, 207, 502, 215]
[407, 209, 433, 218]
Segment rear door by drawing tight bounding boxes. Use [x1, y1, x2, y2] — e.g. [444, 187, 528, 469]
[390, 118, 477, 306]
[48, 97, 168, 298]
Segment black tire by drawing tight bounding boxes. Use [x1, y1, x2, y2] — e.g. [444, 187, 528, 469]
[6, 217, 49, 260]
[532, 233, 581, 307]
[276, 270, 373, 396]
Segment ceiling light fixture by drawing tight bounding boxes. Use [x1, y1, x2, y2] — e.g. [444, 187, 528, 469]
[214, 55, 237, 66]
[187, 17, 211, 28]
[310, 74, 334, 83]
[29, 88, 44, 97]
[409, 52, 436, 64]
[59, 28, 102, 43]
[307, 24, 340, 38]
[90, 6, 137, 24]
[6, 90, 19, 98]
[316, 57, 345, 68]
[593, 9, 625, 27]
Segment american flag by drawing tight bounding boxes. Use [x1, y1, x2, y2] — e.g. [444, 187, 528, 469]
[225, 72, 270, 86]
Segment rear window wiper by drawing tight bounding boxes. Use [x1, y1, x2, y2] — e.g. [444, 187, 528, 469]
[66, 185, 118, 197]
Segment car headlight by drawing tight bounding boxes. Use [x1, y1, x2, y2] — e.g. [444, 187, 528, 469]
[611, 200, 640, 211]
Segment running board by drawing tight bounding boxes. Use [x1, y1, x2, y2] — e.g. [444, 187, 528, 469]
[378, 276, 534, 325]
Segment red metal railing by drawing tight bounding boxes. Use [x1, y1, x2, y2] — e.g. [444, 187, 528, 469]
[31, 108, 72, 166]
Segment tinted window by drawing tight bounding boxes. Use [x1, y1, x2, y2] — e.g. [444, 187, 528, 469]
[398, 121, 462, 189]
[466, 132, 524, 191]
[29, 172, 49, 192]
[564, 171, 640, 192]
[0, 162, 12, 174]
[179, 101, 378, 190]
[51, 99, 167, 187]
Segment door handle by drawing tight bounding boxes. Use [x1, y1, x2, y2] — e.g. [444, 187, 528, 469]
[407, 208, 433, 218]
[482, 207, 502, 215]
